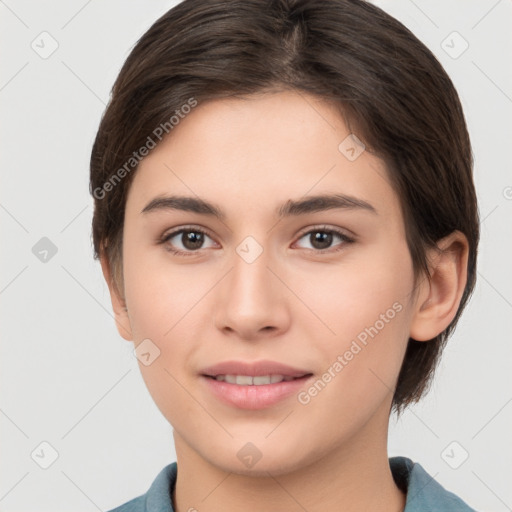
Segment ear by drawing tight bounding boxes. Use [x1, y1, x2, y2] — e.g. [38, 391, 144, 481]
[99, 250, 133, 341]
[409, 231, 469, 342]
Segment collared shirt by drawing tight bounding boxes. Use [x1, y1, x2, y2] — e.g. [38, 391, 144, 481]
[107, 456, 478, 512]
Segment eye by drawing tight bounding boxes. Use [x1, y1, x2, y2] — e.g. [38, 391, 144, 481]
[159, 225, 354, 256]
[294, 227, 354, 252]
[160, 227, 217, 255]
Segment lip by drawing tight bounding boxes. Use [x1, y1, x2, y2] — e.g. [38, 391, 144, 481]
[200, 359, 312, 378]
[200, 360, 313, 410]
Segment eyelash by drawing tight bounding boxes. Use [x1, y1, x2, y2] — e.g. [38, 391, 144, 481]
[158, 224, 355, 257]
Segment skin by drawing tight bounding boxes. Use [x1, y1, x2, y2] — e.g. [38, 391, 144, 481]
[101, 90, 469, 512]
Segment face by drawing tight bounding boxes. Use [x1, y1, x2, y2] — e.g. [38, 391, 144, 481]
[117, 91, 419, 476]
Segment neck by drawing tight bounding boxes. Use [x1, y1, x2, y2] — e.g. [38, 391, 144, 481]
[172, 405, 405, 512]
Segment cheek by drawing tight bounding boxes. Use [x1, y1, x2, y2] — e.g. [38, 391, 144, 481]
[291, 244, 413, 345]
[299, 249, 413, 413]
[291, 244, 413, 404]
[121, 242, 220, 394]
[122, 238, 207, 340]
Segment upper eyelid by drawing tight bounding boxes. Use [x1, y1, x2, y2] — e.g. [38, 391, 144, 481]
[162, 225, 215, 240]
[295, 224, 354, 239]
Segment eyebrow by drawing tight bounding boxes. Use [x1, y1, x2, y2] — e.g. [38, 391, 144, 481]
[141, 193, 378, 219]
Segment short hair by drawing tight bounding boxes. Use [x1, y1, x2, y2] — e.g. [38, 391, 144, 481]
[89, 0, 479, 416]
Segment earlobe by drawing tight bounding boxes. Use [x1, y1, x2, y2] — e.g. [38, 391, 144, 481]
[99, 250, 133, 341]
[409, 231, 469, 342]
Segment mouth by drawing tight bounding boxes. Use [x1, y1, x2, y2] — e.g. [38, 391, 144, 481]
[199, 360, 314, 409]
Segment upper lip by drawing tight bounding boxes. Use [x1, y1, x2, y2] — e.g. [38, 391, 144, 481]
[201, 360, 312, 378]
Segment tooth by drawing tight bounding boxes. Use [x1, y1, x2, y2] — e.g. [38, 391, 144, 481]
[235, 375, 253, 385]
[253, 375, 271, 385]
[215, 374, 293, 385]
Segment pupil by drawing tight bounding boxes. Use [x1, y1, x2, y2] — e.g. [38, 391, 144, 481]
[311, 231, 332, 250]
[183, 231, 204, 249]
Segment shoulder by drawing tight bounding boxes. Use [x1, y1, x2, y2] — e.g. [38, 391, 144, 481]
[106, 462, 178, 512]
[389, 456, 478, 512]
[108, 495, 145, 512]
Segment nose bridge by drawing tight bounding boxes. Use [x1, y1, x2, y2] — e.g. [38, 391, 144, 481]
[214, 241, 290, 337]
[228, 245, 274, 309]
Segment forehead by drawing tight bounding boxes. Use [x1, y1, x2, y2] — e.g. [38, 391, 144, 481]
[127, 91, 400, 225]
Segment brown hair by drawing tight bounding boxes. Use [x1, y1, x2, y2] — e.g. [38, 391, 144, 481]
[89, 0, 479, 416]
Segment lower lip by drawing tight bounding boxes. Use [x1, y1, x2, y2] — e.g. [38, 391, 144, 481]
[201, 375, 313, 410]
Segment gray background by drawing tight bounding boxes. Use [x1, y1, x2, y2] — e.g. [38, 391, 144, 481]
[1, 0, 511, 510]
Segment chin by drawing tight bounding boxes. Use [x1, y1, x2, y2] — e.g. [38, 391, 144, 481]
[206, 446, 308, 478]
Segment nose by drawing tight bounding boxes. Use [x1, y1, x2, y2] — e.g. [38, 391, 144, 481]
[213, 248, 291, 340]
